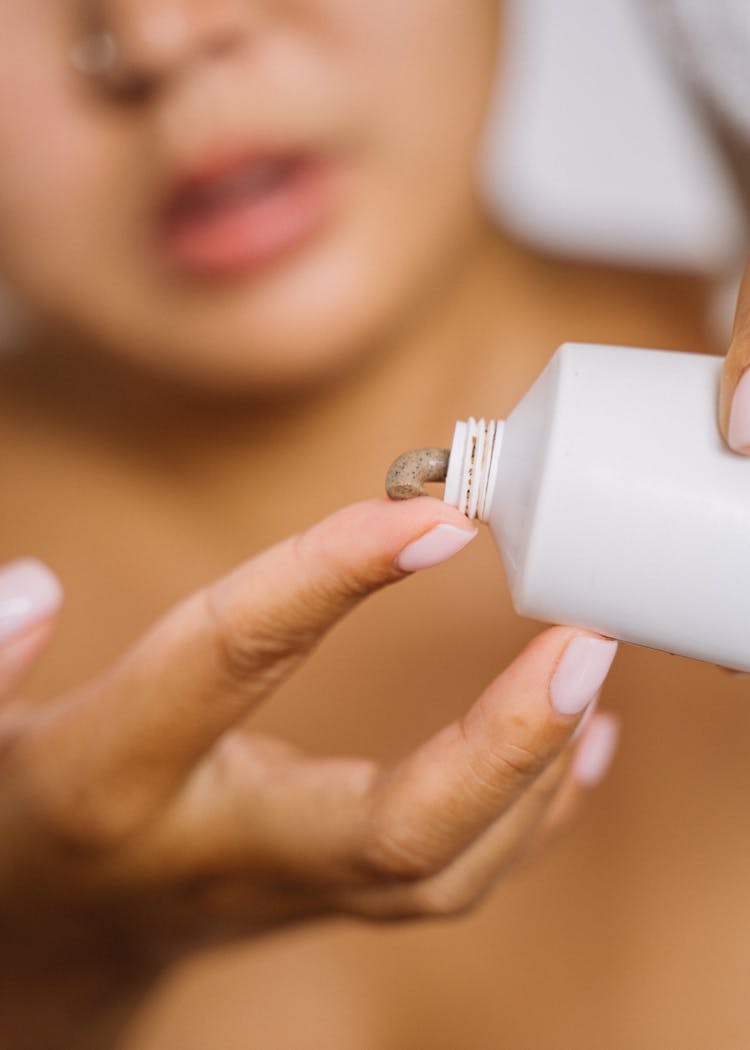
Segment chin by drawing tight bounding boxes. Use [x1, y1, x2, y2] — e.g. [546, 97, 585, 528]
[116, 250, 409, 397]
[162, 332, 371, 397]
[104, 295, 385, 400]
[58, 215, 440, 398]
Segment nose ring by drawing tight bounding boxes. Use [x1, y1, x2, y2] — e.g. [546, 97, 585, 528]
[70, 30, 119, 78]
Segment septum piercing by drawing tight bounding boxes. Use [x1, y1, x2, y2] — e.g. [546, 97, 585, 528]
[70, 9, 191, 78]
[70, 30, 119, 78]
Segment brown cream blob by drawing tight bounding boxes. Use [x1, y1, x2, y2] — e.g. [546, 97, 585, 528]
[385, 447, 450, 500]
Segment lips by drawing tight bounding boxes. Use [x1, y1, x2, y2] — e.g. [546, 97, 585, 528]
[157, 151, 337, 278]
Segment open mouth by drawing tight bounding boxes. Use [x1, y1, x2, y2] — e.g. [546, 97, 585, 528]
[158, 151, 336, 278]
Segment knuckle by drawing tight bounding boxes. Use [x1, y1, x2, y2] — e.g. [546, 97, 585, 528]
[358, 821, 442, 883]
[200, 506, 390, 696]
[200, 584, 304, 692]
[407, 877, 479, 920]
[484, 738, 547, 782]
[291, 526, 378, 607]
[460, 711, 548, 796]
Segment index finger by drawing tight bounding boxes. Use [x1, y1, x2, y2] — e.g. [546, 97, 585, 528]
[27, 499, 477, 827]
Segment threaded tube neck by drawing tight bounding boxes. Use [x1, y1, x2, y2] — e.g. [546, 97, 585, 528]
[444, 417, 504, 522]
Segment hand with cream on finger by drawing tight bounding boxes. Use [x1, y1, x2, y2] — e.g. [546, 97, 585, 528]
[0, 498, 618, 1049]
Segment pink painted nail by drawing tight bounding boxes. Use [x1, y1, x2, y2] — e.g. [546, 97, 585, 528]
[550, 636, 618, 716]
[395, 524, 477, 573]
[0, 559, 63, 644]
[572, 689, 601, 740]
[573, 712, 620, 787]
[728, 368, 750, 453]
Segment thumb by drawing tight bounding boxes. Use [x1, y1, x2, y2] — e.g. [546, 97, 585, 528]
[36, 499, 476, 813]
[720, 254, 750, 452]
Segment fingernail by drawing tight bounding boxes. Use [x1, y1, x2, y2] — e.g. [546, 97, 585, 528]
[395, 524, 477, 573]
[572, 688, 601, 740]
[573, 713, 620, 787]
[550, 636, 618, 716]
[0, 559, 63, 644]
[728, 368, 750, 453]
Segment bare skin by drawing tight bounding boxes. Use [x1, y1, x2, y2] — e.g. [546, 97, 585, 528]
[0, 231, 729, 1049]
[1, 3, 750, 1049]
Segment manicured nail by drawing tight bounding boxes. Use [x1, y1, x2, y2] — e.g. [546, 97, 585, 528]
[395, 524, 477, 573]
[572, 688, 600, 740]
[728, 368, 750, 453]
[550, 636, 618, 716]
[573, 713, 620, 787]
[0, 559, 63, 644]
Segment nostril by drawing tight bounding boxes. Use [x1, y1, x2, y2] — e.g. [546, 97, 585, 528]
[70, 26, 161, 101]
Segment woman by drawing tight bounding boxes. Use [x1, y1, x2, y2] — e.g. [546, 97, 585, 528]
[0, 2, 748, 1048]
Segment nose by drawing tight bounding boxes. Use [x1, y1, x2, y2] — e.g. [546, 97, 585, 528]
[87, 0, 248, 93]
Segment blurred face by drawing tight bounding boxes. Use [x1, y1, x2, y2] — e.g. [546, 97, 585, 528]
[0, 2, 498, 392]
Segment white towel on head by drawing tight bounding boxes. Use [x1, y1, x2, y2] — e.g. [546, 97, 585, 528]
[659, 0, 750, 141]
[479, 0, 747, 273]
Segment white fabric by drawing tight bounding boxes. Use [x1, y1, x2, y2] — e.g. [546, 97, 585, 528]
[480, 0, 747, 272]
[660, 0, 750, 141]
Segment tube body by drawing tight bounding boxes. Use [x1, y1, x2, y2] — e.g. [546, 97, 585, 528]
[455, 343, 750, 671]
